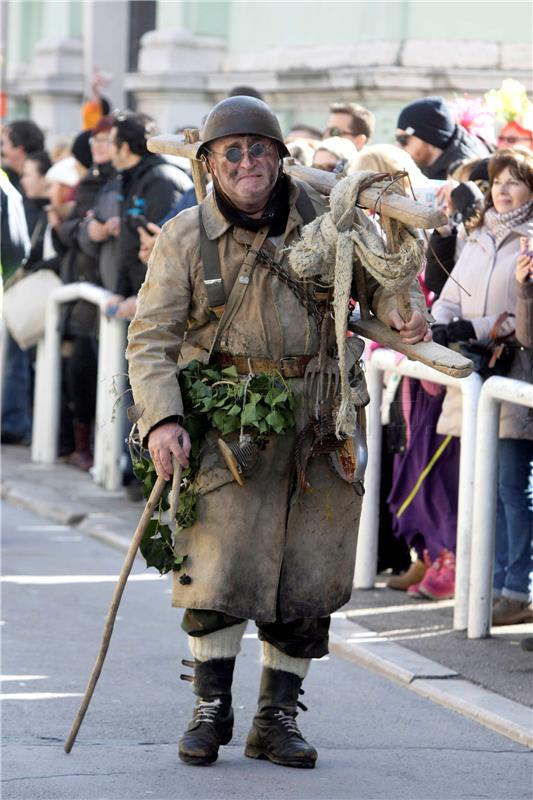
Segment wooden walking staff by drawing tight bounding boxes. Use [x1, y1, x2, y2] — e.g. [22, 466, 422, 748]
[64, 459, 182, 753]
[147, 133, 473, 379]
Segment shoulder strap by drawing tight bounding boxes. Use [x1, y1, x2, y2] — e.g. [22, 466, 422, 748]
[199, 204, 226, 312]
[208, 225, 270, 359]
[294, 182, 318, 226]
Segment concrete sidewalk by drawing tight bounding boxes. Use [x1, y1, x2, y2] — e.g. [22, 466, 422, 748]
[2, 443, 532, 747]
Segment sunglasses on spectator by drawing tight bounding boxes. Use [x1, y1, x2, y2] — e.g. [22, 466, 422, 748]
[324, 126, 353, 138]
[498, 136, 533, 146]
[208, 141, 274, 164]
[395, 133, 411, 147]
[314, 159, 348, 174]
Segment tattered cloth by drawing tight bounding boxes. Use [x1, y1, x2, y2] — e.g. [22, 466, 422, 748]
[289, 171, 424, 437]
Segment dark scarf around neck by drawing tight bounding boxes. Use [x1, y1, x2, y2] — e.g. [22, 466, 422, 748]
[213, 172, 290, 236]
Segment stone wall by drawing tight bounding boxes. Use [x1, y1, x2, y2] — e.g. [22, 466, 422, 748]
[124, 31, 532, 139]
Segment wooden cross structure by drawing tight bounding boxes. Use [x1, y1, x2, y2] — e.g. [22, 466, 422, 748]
[147, 130, 472, 379]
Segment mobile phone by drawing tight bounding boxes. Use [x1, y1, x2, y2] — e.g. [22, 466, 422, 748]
[520, 236, 533, 257]
[519, 237, 533, 283]
[131, 213, 151, 232]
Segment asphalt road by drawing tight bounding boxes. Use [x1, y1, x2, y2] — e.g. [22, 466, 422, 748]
[2, 501, 531, 800]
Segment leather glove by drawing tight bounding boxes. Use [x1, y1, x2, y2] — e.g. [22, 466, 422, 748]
[447, 319, 476, 342]
[431, 324, 449, 347]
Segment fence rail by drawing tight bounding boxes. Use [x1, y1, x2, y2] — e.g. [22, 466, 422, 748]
[354, 348, 483, 632]
[31, 282, 127, 491]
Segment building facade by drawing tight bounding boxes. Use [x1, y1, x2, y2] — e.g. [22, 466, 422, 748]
[2, 0, 531, 141]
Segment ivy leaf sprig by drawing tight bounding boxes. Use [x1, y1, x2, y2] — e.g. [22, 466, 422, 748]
[132, 361, 297, 576]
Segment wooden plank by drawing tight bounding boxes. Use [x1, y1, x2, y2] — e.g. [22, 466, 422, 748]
[148, 134, 199, 160]
[285, 162, 447, 229]
[184, 129, 206, 202]
[147, 135, 447, 229]
[349, 317, 473, 378]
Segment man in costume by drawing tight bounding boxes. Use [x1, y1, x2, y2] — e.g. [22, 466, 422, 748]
[126, 96, 429, 769]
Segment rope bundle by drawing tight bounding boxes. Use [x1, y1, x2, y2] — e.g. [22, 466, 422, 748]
[289, 171, 424, 437]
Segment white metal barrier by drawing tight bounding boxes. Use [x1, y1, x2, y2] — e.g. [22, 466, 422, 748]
[31, 282, 127, 490]
[354, 348, 483, 631]
[468, 375, 533, 639]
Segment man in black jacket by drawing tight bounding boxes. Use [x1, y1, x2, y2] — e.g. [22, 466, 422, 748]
[1, 120, 45, 444]
[395, 96, 490, 180]
[104, 111, 191, 319]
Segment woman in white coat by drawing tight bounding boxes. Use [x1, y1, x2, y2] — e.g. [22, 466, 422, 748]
[432, 147, 533, 627]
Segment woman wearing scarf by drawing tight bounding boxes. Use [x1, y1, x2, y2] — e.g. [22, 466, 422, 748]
[432, 147, 533, 627]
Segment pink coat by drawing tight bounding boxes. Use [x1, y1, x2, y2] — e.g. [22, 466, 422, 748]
[432, 217, 533, 440]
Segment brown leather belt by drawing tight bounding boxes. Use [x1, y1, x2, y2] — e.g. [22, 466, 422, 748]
[214, 353, 313, 378]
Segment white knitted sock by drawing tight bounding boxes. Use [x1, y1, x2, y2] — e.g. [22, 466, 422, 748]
[262, 641, 310, 679]
[188, 621, 247, 662]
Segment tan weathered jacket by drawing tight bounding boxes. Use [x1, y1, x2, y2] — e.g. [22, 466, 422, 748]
[127, 178, 427, 622]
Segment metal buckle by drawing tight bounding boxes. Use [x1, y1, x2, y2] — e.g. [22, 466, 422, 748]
[279, 356, 304, 377]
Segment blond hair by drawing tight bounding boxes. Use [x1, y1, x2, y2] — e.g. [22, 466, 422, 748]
[348, 144, 428, 192]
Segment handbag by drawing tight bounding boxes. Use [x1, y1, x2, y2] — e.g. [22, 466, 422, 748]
[459, 312, 516, 380]
[3, 269, 63, 349]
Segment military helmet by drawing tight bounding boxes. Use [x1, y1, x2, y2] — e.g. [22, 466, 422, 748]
[197, 96, 290, 158]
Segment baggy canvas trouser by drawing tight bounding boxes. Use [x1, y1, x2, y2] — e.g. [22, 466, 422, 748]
[182, 609, 331, 659]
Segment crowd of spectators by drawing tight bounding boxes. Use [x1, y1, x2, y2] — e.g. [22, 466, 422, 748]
[1, 79, 532, 627]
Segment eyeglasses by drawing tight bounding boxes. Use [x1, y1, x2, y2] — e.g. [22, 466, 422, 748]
[395, 134, 411, 147]
[208, 141, 273, 164]
[89, 136, 111, 146]
[498, 136, 532, 146]
[325, 127, 353, 138]
[314, 159, 348, 174]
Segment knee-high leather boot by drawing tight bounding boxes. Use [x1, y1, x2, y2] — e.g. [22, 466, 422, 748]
[245, 667, 317, 768]
[178, 658, 235, 766]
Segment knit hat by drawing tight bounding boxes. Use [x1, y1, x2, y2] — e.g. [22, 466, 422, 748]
[397, 97, 456, 149]
[46, 156, 80, 188]
[72, 130, 93, 169]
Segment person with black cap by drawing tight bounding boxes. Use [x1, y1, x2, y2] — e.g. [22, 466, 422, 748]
[126, 95, 430, 770]
[395, 95, 490, 180]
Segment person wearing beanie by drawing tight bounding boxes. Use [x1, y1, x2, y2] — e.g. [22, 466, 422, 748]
[71, 130, 93, 172]
[396, 96, 490, 179]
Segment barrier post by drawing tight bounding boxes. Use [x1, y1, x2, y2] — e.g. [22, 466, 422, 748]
[31, 295, 62, 463]
[354, 358, 384, 588]
[353, 348, 482, 631]
[468, 376, 533, 639]
[31, 283, 126, 494]
[452, 377, 481, 630]
[92, 314, 127, 490]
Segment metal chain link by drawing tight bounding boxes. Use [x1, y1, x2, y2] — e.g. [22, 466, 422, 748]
[248, 247, 325, 328]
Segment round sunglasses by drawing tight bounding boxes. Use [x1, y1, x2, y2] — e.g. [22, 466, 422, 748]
[208, 141, 274, 164]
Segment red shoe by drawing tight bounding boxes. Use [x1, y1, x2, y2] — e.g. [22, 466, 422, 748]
[406, 551, 433, 598]
[417, 549, 455, 600]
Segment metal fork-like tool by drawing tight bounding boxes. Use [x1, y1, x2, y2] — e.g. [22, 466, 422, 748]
[304, 310, 340, 416]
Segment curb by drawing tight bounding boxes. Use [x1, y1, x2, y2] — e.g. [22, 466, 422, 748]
[1, 480, 135, 555]
[330, 614, 533, 748]
[1, 482, 84, 526]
